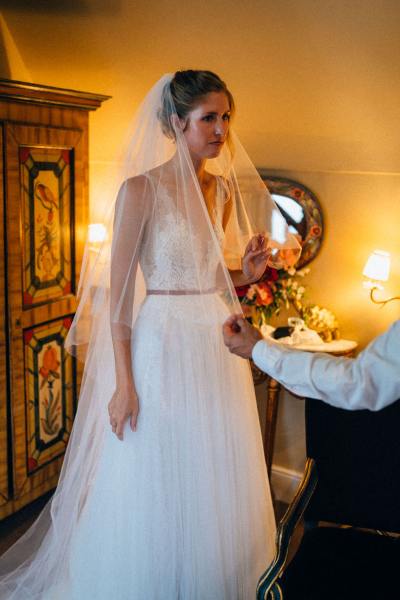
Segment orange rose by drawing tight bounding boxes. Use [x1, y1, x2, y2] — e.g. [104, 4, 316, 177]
[255, 282, 274, 306]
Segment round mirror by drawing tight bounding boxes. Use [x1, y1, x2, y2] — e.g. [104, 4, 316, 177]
[259, 174, 324, 268]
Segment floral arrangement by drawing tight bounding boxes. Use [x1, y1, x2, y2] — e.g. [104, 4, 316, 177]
[301, 304, 340, 342]
[236, 266, 309, 325]
[236, 265, 340, 342]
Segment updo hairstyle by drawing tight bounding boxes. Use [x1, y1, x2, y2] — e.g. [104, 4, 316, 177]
[159, 70, 235, 139]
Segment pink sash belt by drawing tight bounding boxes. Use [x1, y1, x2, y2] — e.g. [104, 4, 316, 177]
[146, 288, 217, 296]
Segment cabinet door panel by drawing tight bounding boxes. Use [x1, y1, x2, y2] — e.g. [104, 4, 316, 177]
[2, 123, 87, 516]
[20, 146, 75, 307]
[23, 316, 76, 476]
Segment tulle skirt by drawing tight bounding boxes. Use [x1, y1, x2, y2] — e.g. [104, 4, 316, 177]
[5, 294, 276, 599]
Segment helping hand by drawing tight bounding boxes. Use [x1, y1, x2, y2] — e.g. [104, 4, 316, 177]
[242, 234, 270, 283]
[222, 314, 263, 359]
[108, 381, 139, 441]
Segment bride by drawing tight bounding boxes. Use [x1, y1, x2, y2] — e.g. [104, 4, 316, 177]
[0, 70, 300, 599]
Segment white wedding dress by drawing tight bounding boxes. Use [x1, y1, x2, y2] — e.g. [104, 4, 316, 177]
[40, 177, 276, 600]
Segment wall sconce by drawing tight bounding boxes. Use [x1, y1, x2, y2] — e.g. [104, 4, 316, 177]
[88, 223, 107, 253]
[88, 223, 107, 244]
[362, 250, 399, 306]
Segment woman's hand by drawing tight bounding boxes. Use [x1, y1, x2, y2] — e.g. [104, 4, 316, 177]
[242, 234, 270, 284]
[108, 380, 139, 441]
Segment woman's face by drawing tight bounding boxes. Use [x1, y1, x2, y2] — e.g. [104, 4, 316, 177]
[181, 91, 231, 161]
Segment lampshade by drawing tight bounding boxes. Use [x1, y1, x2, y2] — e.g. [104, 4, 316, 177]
[88, 223, 107, 243]
[362, 250, 391, 282]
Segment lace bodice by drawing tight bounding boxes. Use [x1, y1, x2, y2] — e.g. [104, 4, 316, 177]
[140, 178, 226, 290]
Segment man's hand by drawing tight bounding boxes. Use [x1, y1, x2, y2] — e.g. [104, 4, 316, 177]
[222, 314, 263, 359]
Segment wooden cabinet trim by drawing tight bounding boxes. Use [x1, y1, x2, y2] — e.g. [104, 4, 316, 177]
[0, 79, 110, 111]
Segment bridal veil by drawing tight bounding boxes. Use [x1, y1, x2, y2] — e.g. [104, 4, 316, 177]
[0, 73, 300, 599]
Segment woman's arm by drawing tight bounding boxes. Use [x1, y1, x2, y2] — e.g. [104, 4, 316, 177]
[221, 184, 270, 286]
[108, 176, 150, 440]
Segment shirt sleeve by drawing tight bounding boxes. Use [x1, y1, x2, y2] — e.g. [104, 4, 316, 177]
[251, 320, 400, 411]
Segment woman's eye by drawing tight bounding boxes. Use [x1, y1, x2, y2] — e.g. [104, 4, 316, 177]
[201, 114, 230, 122]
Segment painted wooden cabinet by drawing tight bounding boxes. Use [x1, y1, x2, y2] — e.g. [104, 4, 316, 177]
[0, 79, 109, 519]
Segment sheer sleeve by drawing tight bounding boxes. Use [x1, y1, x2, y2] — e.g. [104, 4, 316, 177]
[110, 175, 151, 342]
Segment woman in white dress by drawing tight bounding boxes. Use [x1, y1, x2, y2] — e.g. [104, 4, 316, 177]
[0, 70, 300, 599]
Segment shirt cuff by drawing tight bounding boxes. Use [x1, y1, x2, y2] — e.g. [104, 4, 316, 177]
[251, 337, 279, 373]
[251, 339, 274, 372]
[251, 339, 265, 364]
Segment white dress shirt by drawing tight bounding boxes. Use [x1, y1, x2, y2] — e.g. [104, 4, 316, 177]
[252, 320, 400, 411]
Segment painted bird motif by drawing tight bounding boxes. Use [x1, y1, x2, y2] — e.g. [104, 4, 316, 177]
[35, 182, 59, 211]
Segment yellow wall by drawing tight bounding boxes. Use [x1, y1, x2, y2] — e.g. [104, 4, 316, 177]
[2, 1, 399, 480]
[2, 0, 398, 345]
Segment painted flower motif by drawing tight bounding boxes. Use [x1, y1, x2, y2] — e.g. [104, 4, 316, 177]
[37, 224, 58, 278]
[39, 345, 62, 435]
[41, 390, 61, 437]
[39, 345, 60, 383]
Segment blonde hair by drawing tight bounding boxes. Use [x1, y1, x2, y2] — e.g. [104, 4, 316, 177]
[159, 70, 235, 139]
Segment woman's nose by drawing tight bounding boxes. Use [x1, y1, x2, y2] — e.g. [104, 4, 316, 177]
[215, 119, 226, 136]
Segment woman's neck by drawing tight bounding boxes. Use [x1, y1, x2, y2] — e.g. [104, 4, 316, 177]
[186, 153, 216, 223]
[190, 155, 207, 185]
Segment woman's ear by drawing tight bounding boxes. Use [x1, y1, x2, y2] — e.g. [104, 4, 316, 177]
[170, 113, 187, 133]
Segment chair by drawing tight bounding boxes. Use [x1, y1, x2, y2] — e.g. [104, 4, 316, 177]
[257, 398, 400, 600]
